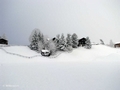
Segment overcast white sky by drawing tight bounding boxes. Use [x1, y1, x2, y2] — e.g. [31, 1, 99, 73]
[0, 0, 120, 45]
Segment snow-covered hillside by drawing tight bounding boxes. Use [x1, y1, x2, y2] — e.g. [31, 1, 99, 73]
[0, 45, 120, 90]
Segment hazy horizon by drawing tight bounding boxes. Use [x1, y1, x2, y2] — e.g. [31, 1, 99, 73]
[1, 0, 120, 45]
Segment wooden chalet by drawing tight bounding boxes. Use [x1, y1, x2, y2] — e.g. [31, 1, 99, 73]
[0, 38, 8, 45]
[114, 42, 120, 48]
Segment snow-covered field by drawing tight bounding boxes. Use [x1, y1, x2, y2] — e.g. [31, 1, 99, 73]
[0, 45, 120, 90]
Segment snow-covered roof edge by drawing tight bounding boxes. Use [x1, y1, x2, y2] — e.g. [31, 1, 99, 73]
[114, 42, 120, 44]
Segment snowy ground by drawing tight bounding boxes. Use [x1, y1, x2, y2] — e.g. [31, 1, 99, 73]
[0, 45, 120, 90]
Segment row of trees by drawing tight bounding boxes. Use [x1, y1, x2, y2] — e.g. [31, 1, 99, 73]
[53, 33, 92, 50]
[29, 29, 92, 55]
[99, 39, 114, 47]
[54, 33, 79, 51]
[29, 29, 57, 55]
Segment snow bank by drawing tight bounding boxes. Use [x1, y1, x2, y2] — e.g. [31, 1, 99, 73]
[0, 45, 120, 90]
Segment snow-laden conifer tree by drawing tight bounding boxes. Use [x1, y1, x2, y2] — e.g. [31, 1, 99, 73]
[85, 37, 92, 49]
[66, 34, 72, 46]
[55, 34, 60, 47]
[109, 40, 114, 47]
[38, 32, 42, 41]
[56, 34, 60, 40]
[38, 33, 45, 45]
[29, 28, 45, 51]
[2, 34, 7, 40]
[52, 34, 61, 51]
[66, 34, 73, 51]
[100, 39, 105, 45]
[30, 31, 39, 51]
[60, 34, 66, 45]
[57, 34, 66, 51]
[71, 33, 78, 48]
[29, 28, 40, 43]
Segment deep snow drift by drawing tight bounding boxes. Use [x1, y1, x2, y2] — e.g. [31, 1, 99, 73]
[0, 45, 120, 90]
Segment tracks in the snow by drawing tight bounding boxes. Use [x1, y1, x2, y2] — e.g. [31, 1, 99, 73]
[0, 46, 62, 59]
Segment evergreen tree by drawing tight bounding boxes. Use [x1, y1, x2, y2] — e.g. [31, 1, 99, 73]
[66, 34, 73, 51]
[38, 32, 44, 44]
[30, 31, 39, 51]
[109, 40, 114, 47]
[66, 34, 72, 46]
[100, 39, 105, 45]
[41, 34, 45, 45]
[71, 33, 78, 48]
[56, 34, 60, 40]
[55, 34, 60, 47]
[58, 34, 66, 51]
[60, 34, 66, 45]
[2, 34, 7, 40]
[85, 37, 92, 49]
[29, 28, 40, 43]
[29, 29, 47, 52]
[52, 34, 60, 51]
[38, 32, 42, 41]
[53, 34, 66, 51]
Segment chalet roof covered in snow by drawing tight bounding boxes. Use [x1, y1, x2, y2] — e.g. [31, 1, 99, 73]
[114, 42, 120, 44]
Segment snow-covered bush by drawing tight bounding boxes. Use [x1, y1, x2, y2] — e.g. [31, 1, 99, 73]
[38, 41, 44, 52]
[45, 40, 57, 55]
[85, 37, 92, 49]
[71, 33, 78, 48]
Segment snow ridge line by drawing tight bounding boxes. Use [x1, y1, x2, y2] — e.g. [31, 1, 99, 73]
[0, 47, 63, 59]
